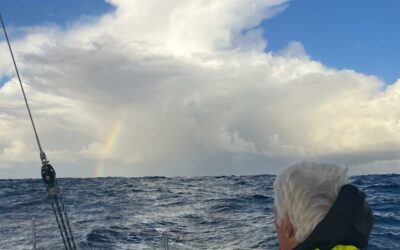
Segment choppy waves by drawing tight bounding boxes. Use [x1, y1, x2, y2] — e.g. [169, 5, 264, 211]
[0, 174, 398, 249]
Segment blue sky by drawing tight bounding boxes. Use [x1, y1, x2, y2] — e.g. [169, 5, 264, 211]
[263, 0, 400, 84]
[0, 0, 114, 27]
[1, 0, 398, 84]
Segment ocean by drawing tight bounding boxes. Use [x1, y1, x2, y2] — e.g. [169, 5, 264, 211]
[0, 174, 399, 249]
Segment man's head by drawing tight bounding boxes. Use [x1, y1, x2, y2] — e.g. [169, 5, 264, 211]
[273, 162, 348, 250]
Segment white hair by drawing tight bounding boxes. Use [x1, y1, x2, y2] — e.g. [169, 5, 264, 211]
[273, 161, 348, 242]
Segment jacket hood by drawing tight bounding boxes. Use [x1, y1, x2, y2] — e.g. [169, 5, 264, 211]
[294, 184, 373, 250]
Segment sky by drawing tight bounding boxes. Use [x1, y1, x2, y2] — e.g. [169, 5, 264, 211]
[0, 0, 399, 178]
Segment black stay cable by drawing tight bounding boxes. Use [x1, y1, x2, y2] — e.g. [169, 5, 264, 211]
[55, 195, 73, 249]
[60, 191, 77, 248]
[50, 201, 69, 248]
[1, 14, 76, 249]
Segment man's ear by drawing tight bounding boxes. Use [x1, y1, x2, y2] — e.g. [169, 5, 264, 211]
[283, 214, 294, 239]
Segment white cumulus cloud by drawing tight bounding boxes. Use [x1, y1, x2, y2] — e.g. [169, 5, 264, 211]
[0, 0, 399, 178]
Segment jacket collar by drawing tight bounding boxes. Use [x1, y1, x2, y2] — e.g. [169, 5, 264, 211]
[294, 184, 373, 250]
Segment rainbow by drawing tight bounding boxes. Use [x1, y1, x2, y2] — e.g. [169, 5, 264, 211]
[94, 111, 126, 177]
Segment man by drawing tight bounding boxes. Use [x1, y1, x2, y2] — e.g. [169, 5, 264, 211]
[273, 162, 373, 250]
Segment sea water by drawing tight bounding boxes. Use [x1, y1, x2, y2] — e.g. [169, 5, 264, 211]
[0, 174, 399, 249]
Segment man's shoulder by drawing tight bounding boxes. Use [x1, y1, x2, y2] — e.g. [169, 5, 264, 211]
[315, 245, 359, 250]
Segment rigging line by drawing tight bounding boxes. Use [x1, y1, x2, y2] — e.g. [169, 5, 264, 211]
[51, 201, 69, 249]
[59, 194, 77, 249]
[42, 164, 77, 248]
[54, 197, 73, 249]
[0, 14, 48, 165]
[54, 183, 75, 249]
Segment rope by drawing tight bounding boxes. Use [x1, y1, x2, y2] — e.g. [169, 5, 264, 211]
[50, 201, 69, 248]
[0, 14, 47, 165]
[1, 14, 76, 249]
[59, 193, 77, 249]
[54, 197, 73, 249]
[43, 166, 77, 249]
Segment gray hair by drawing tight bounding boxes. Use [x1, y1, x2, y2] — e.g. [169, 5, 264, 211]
[273, 161, 348, 242]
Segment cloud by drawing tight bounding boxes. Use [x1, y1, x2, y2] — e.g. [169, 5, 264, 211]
[1, 0, 399, 178]
[276, 41, 309, 60]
